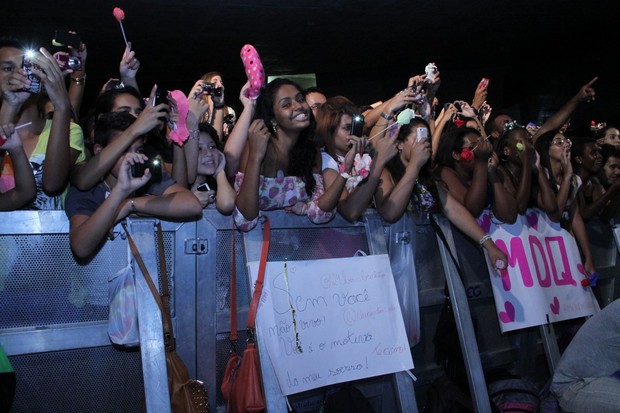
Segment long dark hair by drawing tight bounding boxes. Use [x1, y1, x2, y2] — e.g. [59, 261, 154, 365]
[435, 126, 481, 170]
[315, 96, 358, 160]
[255, 78, 317, 194]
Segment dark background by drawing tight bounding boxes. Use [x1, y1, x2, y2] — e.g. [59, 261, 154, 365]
[2, 0, 617, 129]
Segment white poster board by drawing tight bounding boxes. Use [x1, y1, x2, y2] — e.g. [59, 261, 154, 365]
[478, 208, 599, 332]
[247, 254, 414, 395]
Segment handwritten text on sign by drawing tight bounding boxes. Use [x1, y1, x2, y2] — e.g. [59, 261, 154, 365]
[478, 209, 599, 333]
[247, 254, 414, 395]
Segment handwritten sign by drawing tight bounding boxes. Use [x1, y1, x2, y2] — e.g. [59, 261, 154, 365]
[247, 254, 414, 395]
[478, 208, 599, 332]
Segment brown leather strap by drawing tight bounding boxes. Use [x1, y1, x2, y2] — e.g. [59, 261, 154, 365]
[122, 223, 165, 315]
[230, 218, 238, 342]
[123, 222, 175, 350]
[155, 222, 175, 349]
[247, 216, 271, 329]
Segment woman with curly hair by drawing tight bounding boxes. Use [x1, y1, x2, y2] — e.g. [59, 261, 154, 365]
[233, 78, 335, 231]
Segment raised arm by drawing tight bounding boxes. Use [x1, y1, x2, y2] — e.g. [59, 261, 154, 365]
[224, 82, 256, 178]
[119, 42, 140, 94]
[71, 86, 167, 190]
[67, 41, 88, 121]
[235, 119, 270, 222]
[31, 48, 79, 194]
[532, 77, 597, 143]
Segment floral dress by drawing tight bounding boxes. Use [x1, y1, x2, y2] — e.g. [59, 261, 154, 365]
[233, 171, 336, 231]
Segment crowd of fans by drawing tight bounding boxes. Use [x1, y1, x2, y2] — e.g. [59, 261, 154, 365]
[1, 34, 620, 411]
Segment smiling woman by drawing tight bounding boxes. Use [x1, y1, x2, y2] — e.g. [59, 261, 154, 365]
[232, 78, 336, 231]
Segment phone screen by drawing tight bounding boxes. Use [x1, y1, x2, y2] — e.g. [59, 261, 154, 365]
[350, 114, 364, 137]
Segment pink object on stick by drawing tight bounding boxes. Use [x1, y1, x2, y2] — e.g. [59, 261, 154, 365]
[113, 7, 128, 46]
[240, 44, 265, 99]
[113, 7, 125, 22]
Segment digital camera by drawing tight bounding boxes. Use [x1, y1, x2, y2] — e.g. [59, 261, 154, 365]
[131, 156, 163, 183]
[202, 82, 223, 96]
[54, 52, 82, 71]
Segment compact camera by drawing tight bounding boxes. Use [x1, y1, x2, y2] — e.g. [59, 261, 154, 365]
[350, 114, 365, 137]
[54, 52, 82, 71]
[202, 82, 223, 96]
[131, 156, 163, 183]
[22, 51, 42, 94]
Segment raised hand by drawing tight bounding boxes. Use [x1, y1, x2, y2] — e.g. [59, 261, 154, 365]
[116, 152, 151, 195]
[407, 138, 431, 172]
[576, 77, 597, 103]
[472, 78, 489, 109]
[28, 48, 70, 109]
[247, 119, 271, 162]
[119, 42, 140, 81]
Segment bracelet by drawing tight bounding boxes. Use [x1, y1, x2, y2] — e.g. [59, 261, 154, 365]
[479, 234, 492, 247]
[71, 74, 86, 85]
[130, 198, 137, 214]
[188, 130, 200, 140]
[380, 112, 392, 120]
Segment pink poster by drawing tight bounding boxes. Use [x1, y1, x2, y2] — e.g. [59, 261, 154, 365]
[478, 208, 599, 332]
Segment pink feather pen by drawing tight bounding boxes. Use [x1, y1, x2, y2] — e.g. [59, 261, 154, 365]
[113, 7, 128, 46]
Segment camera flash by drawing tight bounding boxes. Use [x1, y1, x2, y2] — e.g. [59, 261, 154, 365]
[24, 49, 35, 59]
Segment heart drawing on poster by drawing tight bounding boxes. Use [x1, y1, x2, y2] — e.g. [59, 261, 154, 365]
[526, 210, 539, 231]
[550, 296, 560, 315]
[499, 301, 515, 323]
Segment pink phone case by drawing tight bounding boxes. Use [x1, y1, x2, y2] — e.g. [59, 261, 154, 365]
[240, 44, 265, 99]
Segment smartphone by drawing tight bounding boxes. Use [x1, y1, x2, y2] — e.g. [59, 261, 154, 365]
[22, 52, 42, 94]
[350, 114, 364, 137]
[197, 182, 211, 192]
[417, 127, 429, 142]
[481, 78, 490, 89]
[52, 30, 81, 49]
[153, 89, 169, 107]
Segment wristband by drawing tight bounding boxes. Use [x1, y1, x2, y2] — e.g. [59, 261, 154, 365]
[380, 112, 392, 120]
[479, 234, 491, 247]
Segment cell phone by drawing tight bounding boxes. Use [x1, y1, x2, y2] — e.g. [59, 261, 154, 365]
[350, 114, 364, 137]
[417, 127, 429, 142]
[153, 89, 169, 107]
[52, 30, 81, 49]
[197, 182, 211, 192]
[22, 52, 42, 94]
[481, 78, 490, 89]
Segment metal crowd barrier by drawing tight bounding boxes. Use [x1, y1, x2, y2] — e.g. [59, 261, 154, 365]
[1, 209, 619, 412]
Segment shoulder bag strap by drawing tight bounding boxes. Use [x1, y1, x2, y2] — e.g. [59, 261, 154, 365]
[122, 222, 165, 315]
[246, 216, 271, 330]
[155, 222, 176, 350]
[229, 218, 238, 343]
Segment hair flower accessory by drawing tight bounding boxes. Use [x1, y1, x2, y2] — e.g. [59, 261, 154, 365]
[460, 148, 474, 162]
[581, 272, 599, 287]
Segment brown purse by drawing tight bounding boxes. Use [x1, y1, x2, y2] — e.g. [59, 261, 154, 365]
[125, 222, 209, 413]
[221, 217, 270, 413]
